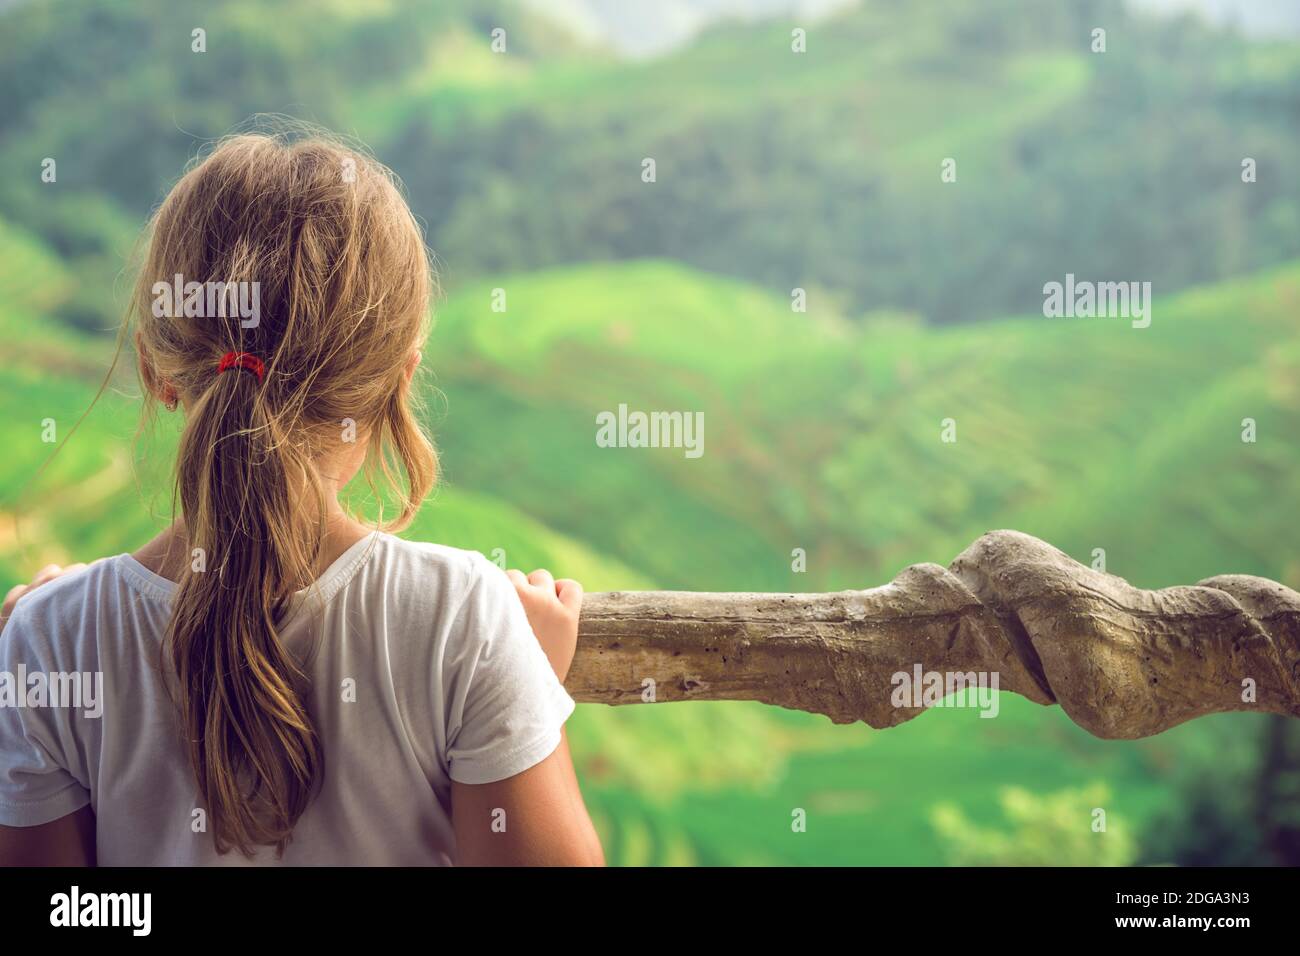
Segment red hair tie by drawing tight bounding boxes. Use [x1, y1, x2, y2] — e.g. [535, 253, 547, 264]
[217, 351, 265, 383]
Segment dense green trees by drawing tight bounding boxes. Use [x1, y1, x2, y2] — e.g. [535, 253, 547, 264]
[2, 0, 1298, 331]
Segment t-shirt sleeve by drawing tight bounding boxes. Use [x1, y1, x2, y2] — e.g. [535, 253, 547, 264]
[442, 556, 577, 785]
[0, 602, 93, 826]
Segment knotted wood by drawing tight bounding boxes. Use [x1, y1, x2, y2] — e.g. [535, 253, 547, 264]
[566, 530, 1300, 738]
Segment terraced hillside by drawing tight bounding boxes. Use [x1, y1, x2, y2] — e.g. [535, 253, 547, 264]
[430, 258, 1300, 595]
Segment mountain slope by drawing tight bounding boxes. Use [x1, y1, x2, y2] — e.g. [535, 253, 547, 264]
[427, 257, 1300, 596]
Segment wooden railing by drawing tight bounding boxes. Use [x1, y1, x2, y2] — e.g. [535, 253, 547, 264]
[568, 530, 1300, 739]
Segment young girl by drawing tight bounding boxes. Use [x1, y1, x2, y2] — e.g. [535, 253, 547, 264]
[0, 133, 604, 866]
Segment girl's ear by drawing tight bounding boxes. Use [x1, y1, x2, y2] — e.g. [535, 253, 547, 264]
[404, 348, 422, 384]
[136, 330, 178, 407]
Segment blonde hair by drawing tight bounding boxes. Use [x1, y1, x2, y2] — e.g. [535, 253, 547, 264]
[132, 130, 436, 855]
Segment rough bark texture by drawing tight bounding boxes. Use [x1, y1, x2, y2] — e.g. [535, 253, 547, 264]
[566, 530, 1300, 739]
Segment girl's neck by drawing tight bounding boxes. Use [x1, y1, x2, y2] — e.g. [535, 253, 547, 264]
[133, 511, 374, 586]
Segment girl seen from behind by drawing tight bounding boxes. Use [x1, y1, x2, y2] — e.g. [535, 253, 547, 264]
[0, 131, 604, 867]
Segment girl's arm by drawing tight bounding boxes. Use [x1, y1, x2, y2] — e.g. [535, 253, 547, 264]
[0, 563, 98, 867]
[450, 731, 603, 866]
[1, 563, 88, 636]
[451, 569, 604, 866]
[0, 805, 96, 866]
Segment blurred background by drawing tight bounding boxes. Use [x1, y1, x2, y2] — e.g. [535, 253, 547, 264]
[1, 0, 1299, 865]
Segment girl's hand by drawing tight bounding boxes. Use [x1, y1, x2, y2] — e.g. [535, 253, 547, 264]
[505, 568, 583, 683]
[1, 563, 88, 636]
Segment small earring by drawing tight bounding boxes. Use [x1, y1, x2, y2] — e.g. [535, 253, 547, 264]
[164, 396, 178, 412]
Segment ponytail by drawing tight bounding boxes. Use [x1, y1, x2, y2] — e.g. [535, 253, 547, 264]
[169, 365, 324, 856]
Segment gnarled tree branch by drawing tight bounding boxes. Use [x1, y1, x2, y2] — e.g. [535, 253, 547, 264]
[567, 530, 1300, 739]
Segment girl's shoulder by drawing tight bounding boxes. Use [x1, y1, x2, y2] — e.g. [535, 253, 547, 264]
[346, 532, 515, 623]
[340, 533, 538, 676]
[366, 531, 500, 588]
[0, 559, 117, 669]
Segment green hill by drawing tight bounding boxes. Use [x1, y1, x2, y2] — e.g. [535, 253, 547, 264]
[428, 258, 1300, 596]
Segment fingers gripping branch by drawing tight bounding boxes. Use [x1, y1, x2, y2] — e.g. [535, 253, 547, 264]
[566, 531, 1300, 739]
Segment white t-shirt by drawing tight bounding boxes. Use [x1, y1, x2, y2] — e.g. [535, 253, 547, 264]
[0, 531, 575, 865]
